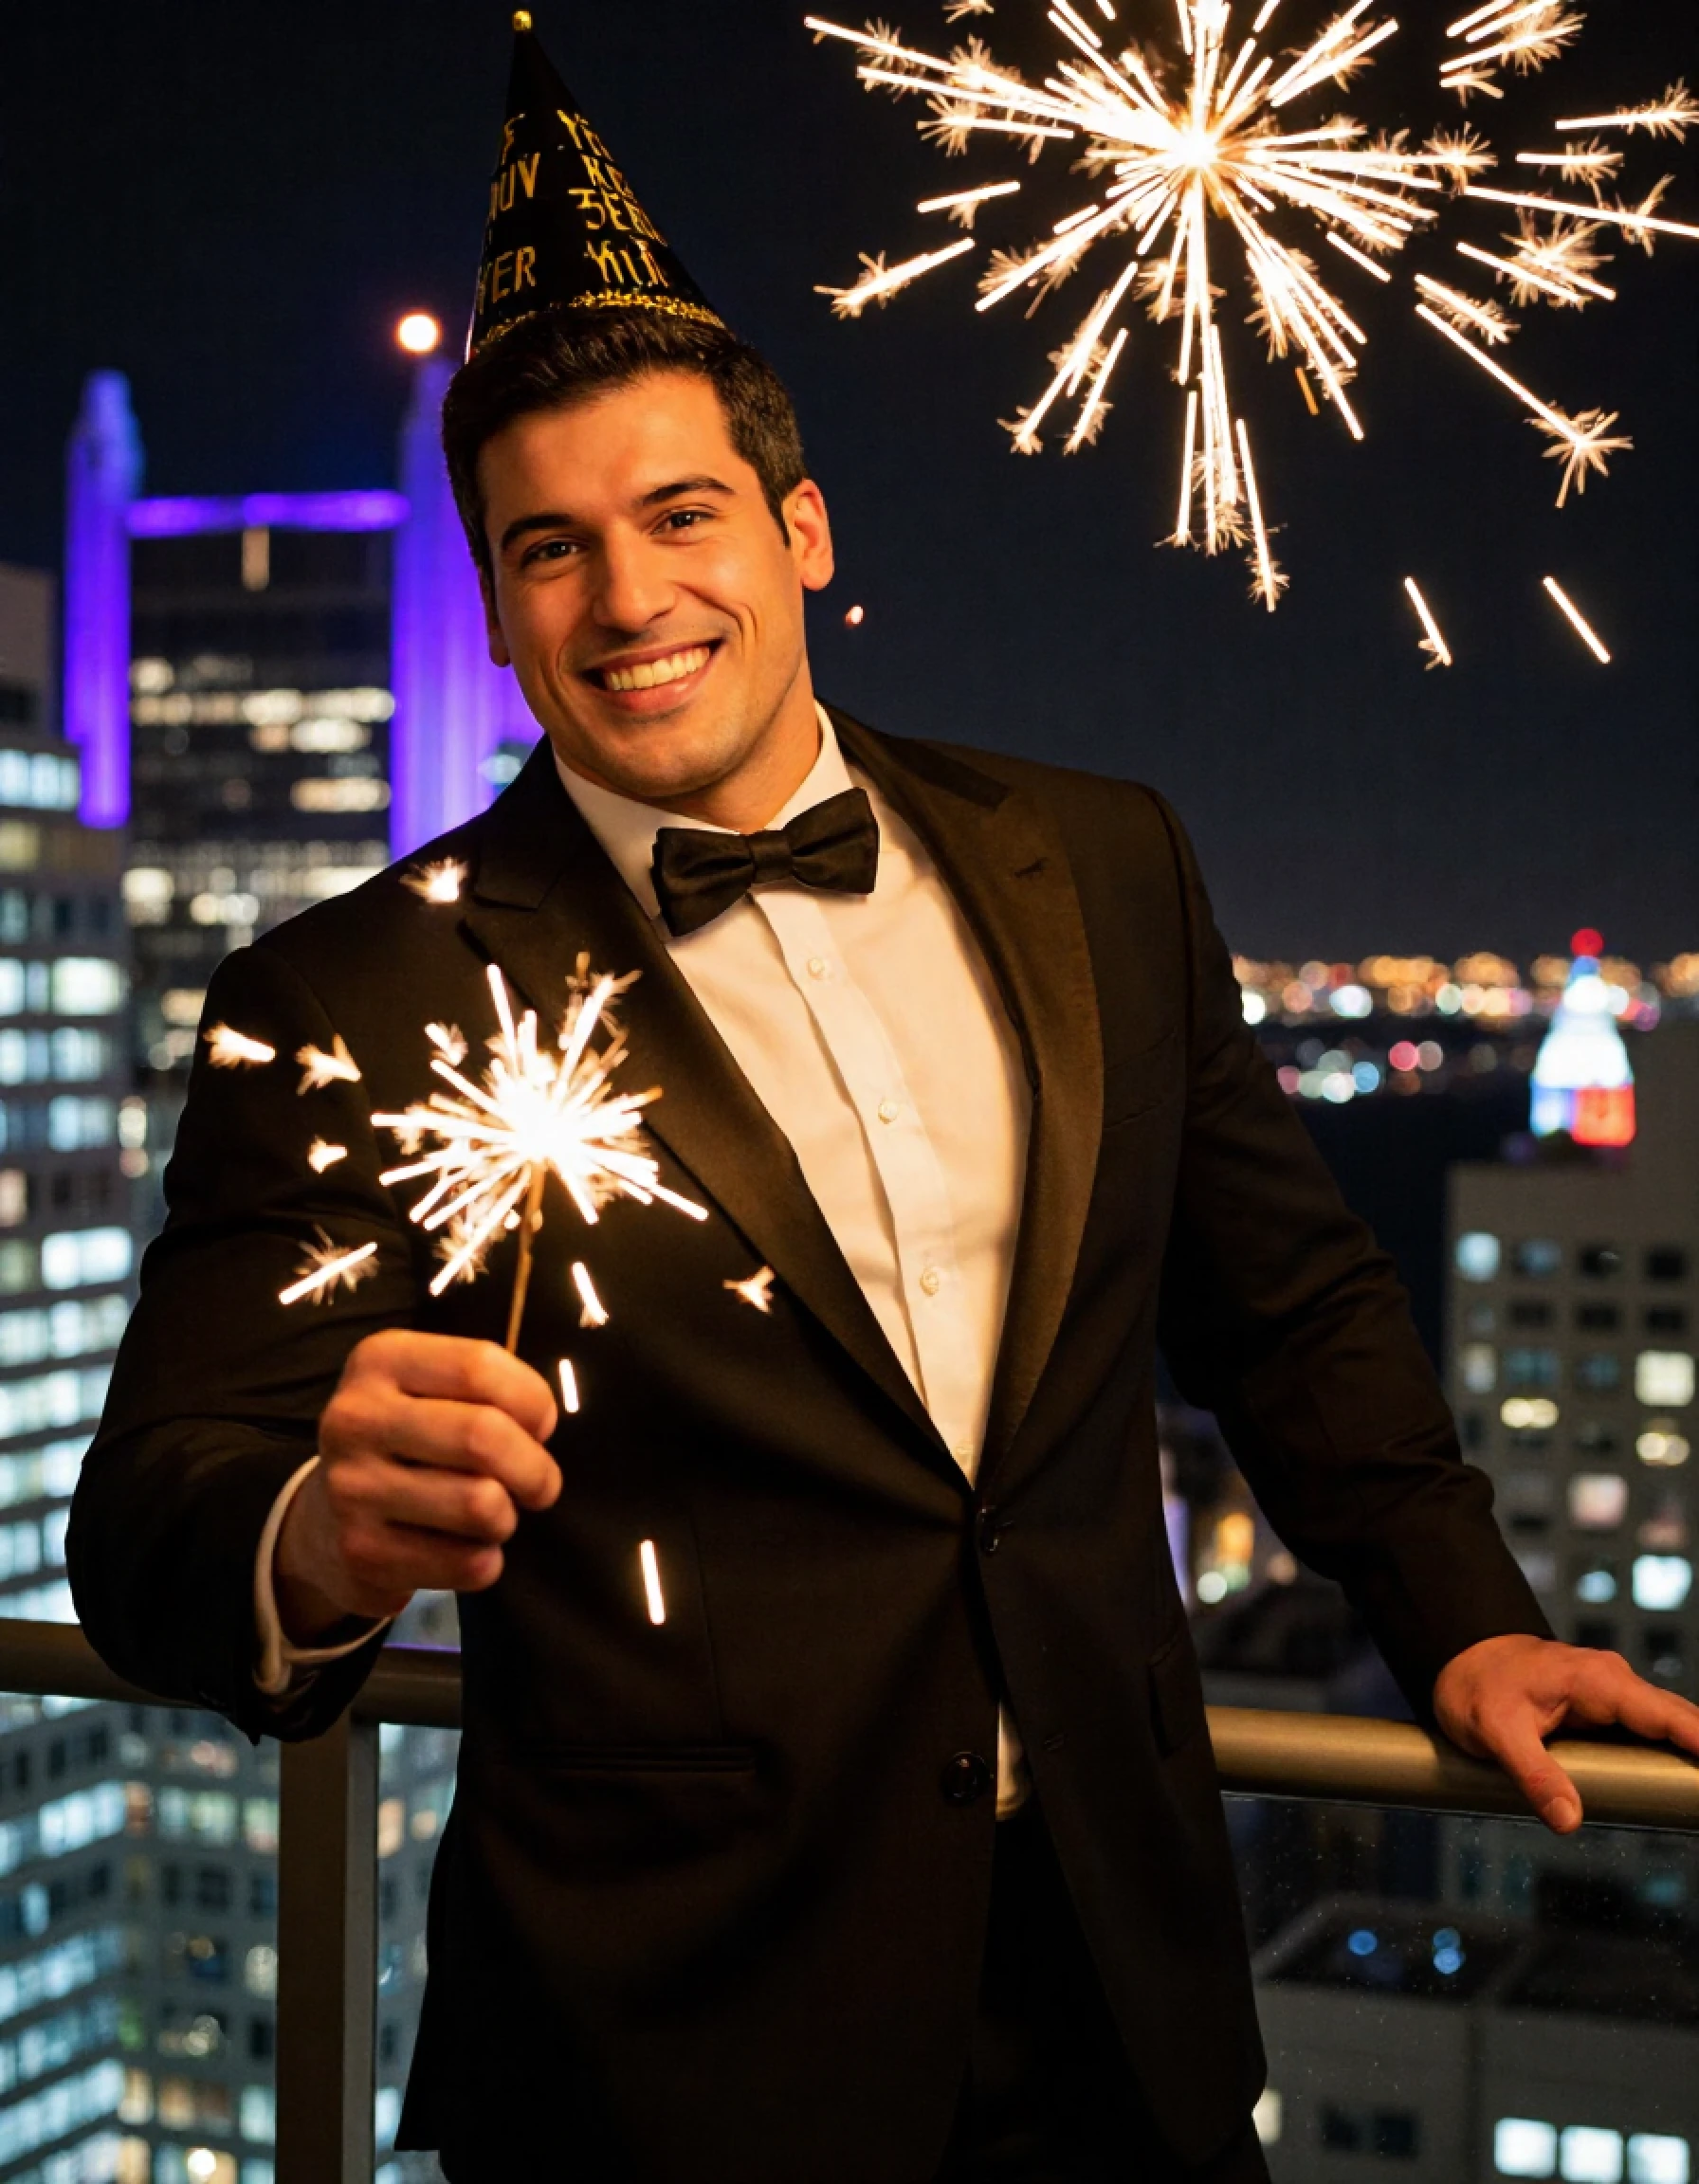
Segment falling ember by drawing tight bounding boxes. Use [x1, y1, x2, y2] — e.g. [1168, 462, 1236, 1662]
[844, 605, 866, 628]
[572, 1262, 610, 1328]
[917, 178, 1022, 228]
[307, 1139, 349, 1174]
[557, 1357, 581, 1415]
[1402, 578, 1454, 667]
[372, 963, 707, 1360]
[1543, 575, 1612, 663]
[815, 237, 977, 318]
[402, 860, 470, 906]
[724, 1265, 777, 1316]
[638, 1539, 667, 1627]
[280, 1235, 378, 1307]
[296, 1037, 362, 1094]
[205, 1026, 276, 1069]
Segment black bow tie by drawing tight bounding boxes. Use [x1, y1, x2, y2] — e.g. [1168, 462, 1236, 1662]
[650, 788, 881, 939]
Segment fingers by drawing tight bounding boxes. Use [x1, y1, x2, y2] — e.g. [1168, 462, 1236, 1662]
[1473, 1705, 1584, 1834]
[1557, 1650, 1699, 1757]
[323, 1338, 561, 1513]
[347, 1330, 560, 1444]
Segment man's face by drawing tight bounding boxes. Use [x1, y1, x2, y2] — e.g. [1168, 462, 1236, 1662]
[478, 372, 833, 813]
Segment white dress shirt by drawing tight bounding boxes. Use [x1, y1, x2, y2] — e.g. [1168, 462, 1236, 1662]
[258, 708, 1034, 1810]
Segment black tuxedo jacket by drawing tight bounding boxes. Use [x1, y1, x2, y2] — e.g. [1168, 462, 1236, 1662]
[68, 713, 1546, 2181]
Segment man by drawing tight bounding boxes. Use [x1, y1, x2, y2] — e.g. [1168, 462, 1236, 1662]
[68, 18, 1699, 2183]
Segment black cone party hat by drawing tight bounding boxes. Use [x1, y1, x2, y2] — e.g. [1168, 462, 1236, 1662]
[469, 11, 725, 355]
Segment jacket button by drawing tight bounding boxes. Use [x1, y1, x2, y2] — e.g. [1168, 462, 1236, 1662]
[941, 1751, 993, 1806]
[977, 1509, 1002, 1556]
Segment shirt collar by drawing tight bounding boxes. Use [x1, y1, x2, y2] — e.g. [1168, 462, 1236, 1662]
[553, 702, 854, 921]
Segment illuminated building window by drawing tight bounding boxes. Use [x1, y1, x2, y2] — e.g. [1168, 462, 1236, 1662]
[1496, 2120, 1559, 2176]
[41, 1226, 133, 1290]
[1636, 1353, 1696, 1409]
[1638, 1426, 1691, 1469]
[1513, 1241, 1563, 1279]
[1506, 1348, 1560, 1392]
[1502, 1399, 1560, 1432]
[1633, 1556, 1693, 1612]
[1456, 1232, 1502, 1282]
[50, 957, 126, 1015]
[0, 1365, 114, 1441]
[1575, 1564, 1617, 1605]
[1462, 1344, 1497, 1394]
[0, 752, 79, 815]
[0, 1923, 126, 2025]
[1577, 1354, 1623, 1394]
[1628, 2135, 1690, 2184]
[1568, 1475, 1629, 1531]
[1560, 2125, 1625, 2182]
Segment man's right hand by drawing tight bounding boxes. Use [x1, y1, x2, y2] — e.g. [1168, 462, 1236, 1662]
[275, 1330, 561, 1643]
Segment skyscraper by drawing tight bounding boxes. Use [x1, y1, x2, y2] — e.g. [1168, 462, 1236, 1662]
[1448, 1024, 1698, 1691]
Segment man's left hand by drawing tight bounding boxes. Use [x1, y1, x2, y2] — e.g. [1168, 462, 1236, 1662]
[1434, 1632, 1699, 1834]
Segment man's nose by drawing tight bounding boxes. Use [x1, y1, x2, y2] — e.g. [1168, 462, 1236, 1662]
[592, 537, 676, 632]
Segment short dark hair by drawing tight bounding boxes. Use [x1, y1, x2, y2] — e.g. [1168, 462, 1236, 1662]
[440, 308, 809, 587]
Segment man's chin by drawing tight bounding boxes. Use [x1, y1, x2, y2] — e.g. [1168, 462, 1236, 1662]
[551, 709, 750, 810]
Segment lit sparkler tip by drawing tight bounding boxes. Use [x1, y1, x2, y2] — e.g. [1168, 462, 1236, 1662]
[558, 1358, 581, 1415]
[306, 1139, 349, 1174]
[725, 1265, 777, 1316]
[1543, 575, 1612, 663]
[1402, 577, 1454, 667]
[572, 1262, 610, 1329]
[402, 859, 470, 906]
[638, 1538, 667, 1626]
[296, 1036, 362, 1096]
[279, 1234, 378, 1307]
[816, 237, 977, 318]
[1553, 83, 1699, 141]
[205, 1025, 277, 1070]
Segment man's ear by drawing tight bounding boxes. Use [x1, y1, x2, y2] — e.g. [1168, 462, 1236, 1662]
[787, 481, 835, 595]
[482, 575, 512, 668]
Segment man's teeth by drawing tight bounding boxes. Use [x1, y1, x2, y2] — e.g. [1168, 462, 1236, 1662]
[602, 646, 710, 694]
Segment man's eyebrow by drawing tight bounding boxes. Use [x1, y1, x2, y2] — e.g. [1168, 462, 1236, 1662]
[498, 478, 735, 555]
[638, 475, 735, 507]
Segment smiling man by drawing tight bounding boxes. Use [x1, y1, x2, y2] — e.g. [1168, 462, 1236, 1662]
[67, 17, 1699, 2184]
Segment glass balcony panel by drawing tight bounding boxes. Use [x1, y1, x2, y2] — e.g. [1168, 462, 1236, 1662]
[1233, 1794, 1699, 2180]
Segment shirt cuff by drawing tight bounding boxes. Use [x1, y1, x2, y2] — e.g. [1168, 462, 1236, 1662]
[253, 1455, 392, 1699]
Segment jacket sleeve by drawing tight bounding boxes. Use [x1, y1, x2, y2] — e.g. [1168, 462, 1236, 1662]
[67, 940, 422, 1741]
[1147, 792, 1550, 1719]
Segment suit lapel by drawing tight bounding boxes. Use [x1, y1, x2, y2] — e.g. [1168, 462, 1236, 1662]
[832, 713, 1105, 1474]
[460, 745, 945, 1461]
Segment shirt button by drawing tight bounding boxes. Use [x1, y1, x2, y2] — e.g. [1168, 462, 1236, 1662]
[920, 1267, 942, 1297]
[807, 956, 830, 980]
[877, 1099, 901, 1124]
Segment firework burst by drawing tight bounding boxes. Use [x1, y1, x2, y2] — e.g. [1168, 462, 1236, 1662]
[372, 964, 707, 1355]
[810, 2, 1696, 610]
[810, 0, 1471, 607]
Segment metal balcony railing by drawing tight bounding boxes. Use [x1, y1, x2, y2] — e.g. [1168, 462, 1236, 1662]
[0, 1619, 1696, 2183]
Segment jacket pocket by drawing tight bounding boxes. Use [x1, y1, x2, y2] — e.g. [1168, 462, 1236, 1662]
[1148, 1626, 1209, 1757]
[1103, 1026, 1182, 1130]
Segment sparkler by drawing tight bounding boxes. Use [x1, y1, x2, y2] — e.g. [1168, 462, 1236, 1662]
[1543, 574, 1611, 662]
[638, 1539, 667, 1626]
[297, 1038, 362, 1095]
[280, 1233, 378, 1307]
[307, 1139, 349, 1174]
[402, 860, 469, 906]
[724, 1265, 777, 1315]
[372, 963, 707, 1357]
[808, 1, 1473, 601]
[205, 1026, 275, 1069]
[1402, 578, 1453, 667]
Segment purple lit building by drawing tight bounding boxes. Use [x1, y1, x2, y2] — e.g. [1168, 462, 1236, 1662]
[62, 364, 539, 1101]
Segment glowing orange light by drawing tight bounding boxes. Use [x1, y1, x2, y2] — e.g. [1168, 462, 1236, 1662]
[845, 605, 866, 628]
[396, 313, 443, 356]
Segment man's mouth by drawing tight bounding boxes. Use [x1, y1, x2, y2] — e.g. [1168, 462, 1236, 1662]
[590, 644, 717, 695]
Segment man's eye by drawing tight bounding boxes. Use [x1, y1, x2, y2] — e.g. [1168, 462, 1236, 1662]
[663, 510, 708, 531]
[523, 538, 579, 566]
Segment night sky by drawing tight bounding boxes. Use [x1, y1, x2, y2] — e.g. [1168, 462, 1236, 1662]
[4, 0, 1695, 959]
